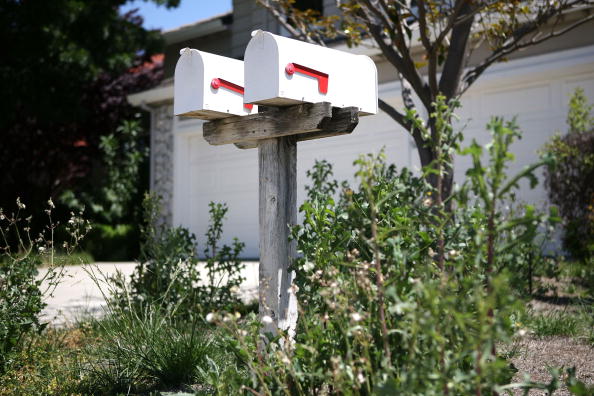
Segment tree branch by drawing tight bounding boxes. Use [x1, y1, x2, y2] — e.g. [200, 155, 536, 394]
[378, 98, 410, 130]
[378, 98, 432, 165]
[438, 0, 475, 99]
[461, 8, 594, 94]
[255, 0, 325, 46]
[416, 0, 434, 51]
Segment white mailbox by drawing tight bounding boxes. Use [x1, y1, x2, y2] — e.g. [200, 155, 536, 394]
[244, 30, 377, 116]
[174, 48, 257, 119]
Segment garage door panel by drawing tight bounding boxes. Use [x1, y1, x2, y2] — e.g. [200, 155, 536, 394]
[480, 83, 552, 118]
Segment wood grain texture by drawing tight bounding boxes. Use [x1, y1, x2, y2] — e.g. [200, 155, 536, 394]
[230, 106, 360, 149]
[296, 106, 359, 142]
[203, 102, 332, 146]
[258, 137, 298, 337]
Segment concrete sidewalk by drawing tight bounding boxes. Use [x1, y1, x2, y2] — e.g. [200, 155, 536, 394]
[38, 261, 259, 326]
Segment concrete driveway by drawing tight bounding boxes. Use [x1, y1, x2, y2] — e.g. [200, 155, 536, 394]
[38, 261, 259, 326]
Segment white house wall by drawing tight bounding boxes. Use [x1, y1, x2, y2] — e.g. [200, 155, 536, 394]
[172, 45, 594, 258]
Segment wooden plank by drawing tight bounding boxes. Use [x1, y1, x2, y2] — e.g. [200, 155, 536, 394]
[203, 102, 332, 146]
[296, 106, 359, 142]
[258, 136, 298, 337]
[232, 106, 359, 149]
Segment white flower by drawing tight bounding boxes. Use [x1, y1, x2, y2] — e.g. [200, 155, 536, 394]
[423, 197, 433, 207]
[205, 313, 215, 323]
[48, 198, 55, 209]
[448, 249, 459, 258]
[357, 372, 365, 384]
[38, 246, 46, 253]
[68, 219, 75, 225]
[234, 311, 241, 320]
[350, 312, 362, 322]
[302, 261, 314, 272]
[230, 285, 240, 294]
[518, 329, 527, 337]
[261, 315, 273, 324]
[16, 197, 25, 209]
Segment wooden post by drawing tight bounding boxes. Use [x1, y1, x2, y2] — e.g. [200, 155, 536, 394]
[258, 136, 298, 337]
[202, 103, 358, 338]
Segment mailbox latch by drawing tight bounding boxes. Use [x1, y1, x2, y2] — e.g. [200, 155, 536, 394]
[285, 63, 329, 94]
[211, 78, 254, 110]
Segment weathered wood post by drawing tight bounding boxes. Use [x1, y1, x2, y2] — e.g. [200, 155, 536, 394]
[258, 136, 297, 336]
[202, 102, 358, 336]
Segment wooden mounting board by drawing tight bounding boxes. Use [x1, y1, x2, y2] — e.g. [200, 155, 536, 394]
[202, 102, 359, 148]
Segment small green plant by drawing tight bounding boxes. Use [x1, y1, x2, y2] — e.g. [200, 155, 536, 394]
[0, 198, 89, 372]
[527, 311, 580, 338]
[60, 119, 148, 225]
[110, 194, 246, 317]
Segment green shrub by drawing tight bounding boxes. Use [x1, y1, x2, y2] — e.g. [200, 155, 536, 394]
[83, 223, 139, 261]
[110, 194, 246, 317]
[208, 103, 560, 395]
[543, 88, 594, 263]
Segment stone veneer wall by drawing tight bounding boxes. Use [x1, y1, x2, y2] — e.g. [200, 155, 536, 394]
[150, 102, 174, 226]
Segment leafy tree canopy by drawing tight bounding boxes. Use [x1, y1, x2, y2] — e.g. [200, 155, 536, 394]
[0, 0, 175, 219]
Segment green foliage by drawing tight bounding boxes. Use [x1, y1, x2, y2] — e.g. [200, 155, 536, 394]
[523, 303, 594, 342]
[110, 195, 246, 317]
[0, 0, 166, 226]
[567, 87, 594, 134]
[461, 117, 558, 275]
[61, 119, 149, 225]
[83, 223, 139, 262]
[75, 306, 223, 394]
[59, 118, 149, 260]
[0, 199, 89, 372]
[543, 88, 594, 263]
[527, 310, 580, 338]
[0, 253, 44, 372]
[206, 112, 565, 394]
[0, 327, 88, 395]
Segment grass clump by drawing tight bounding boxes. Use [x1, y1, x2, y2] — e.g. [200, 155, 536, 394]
[75, 307, 227, 395]
[528, 311, 581, 338]
[526, 306, 594, 342]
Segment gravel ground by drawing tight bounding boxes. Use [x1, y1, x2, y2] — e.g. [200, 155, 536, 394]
[510, 335, 594, 395]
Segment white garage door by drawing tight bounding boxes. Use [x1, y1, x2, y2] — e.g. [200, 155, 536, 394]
[172, 45, 594, 258]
